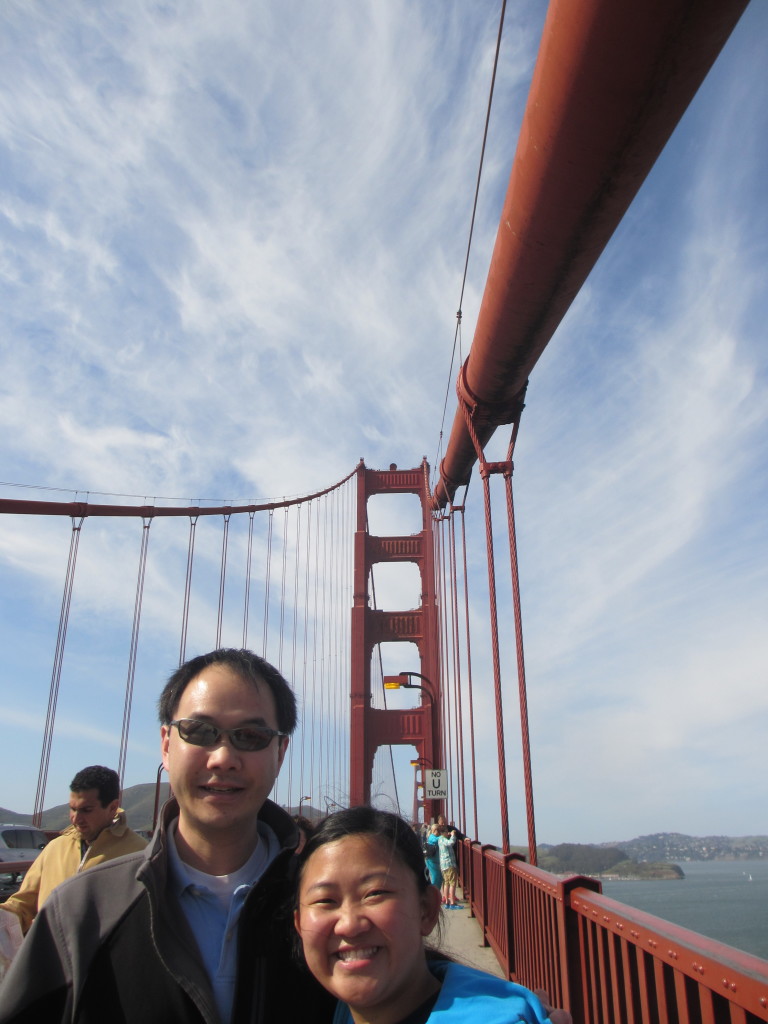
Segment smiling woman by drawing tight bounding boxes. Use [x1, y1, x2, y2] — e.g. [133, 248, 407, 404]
[294, 807, 555, 1024]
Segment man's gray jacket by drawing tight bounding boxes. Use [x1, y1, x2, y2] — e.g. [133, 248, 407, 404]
[0, 799, 335, 1024]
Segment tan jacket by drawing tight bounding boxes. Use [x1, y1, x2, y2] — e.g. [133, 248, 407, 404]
[1, 810, 147, 933]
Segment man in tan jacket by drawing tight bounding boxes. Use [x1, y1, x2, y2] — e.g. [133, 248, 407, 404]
[0, 764, 147, 935]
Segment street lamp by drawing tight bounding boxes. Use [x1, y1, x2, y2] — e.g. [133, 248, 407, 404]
[383, 671, 435, 699]
[382, 671, 441, 821]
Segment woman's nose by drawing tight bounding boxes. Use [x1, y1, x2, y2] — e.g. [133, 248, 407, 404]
[335, 902, 369, 936]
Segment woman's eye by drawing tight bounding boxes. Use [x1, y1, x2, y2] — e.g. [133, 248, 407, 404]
[310, 897, 337, 907]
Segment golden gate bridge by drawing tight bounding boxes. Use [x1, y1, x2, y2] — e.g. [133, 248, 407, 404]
[2, 0, 767, 1019]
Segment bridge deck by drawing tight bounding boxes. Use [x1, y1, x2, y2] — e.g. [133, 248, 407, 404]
[435, 886, 504, 980]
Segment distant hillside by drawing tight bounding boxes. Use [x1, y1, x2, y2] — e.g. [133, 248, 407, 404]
[0, 786, 328, 833]
[537, 843, 683, 879]
[605, 833, 768, 862]
[3, 794, 766, 859]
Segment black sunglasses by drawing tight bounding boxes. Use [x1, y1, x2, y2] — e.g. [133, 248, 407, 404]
[169, 718, 287, 752]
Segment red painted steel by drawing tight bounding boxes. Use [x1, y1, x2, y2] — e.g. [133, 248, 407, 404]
[483, 849, 514, 976]
[348, 461, 442, 810]
[0, 861, 32, 875]
[0, 466, 360, 519]
[433, 0, 749, 509]
[570, 888, 768, 1023]
[457, 844, 768, 1022]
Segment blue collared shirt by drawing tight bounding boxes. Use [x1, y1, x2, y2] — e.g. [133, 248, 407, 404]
[166, 821, 280, 1023]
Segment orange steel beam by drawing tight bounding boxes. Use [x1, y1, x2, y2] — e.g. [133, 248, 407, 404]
[0, 466, 359, 518]
[433, 0, 749, 508]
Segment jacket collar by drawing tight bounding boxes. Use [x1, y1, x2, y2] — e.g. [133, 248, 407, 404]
[145, 795, 301, 869]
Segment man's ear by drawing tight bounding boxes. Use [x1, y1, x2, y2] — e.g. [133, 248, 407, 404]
[276, 735, 289, 771]
[161, 724, 171, 771]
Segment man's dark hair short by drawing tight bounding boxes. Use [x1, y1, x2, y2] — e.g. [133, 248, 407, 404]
[70, 765, 120, 806]
[157, 648, 297, 734]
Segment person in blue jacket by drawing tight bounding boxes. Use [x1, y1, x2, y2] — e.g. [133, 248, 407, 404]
[424, 823, 443, 890]
[294, 806, 566, 1024]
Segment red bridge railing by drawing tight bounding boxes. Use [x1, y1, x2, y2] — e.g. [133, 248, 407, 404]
[458, 841, 768, 1023]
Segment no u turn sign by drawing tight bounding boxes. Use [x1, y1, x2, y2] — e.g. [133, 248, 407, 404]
[424, 769, 447, 799]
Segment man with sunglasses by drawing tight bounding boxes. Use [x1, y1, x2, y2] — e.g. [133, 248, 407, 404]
[0, 648, 335, 1024]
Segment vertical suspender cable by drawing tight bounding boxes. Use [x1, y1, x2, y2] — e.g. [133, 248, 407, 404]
[431, 513, 447, 777]
[299, 502, 313, 802]
[242, 511, 255, 648]
[277, 506, 289, 671]
[118, 516, 152, 791]
[272, 507, 289, 806]
[457, 503, 480, 840]
[337, 481, 352, 800]
[315, 498, 325, 800]
[308, 500, 321, 802]
[262, 510, 274, 658]
[344, 476, 353, 799]
[179, 516, 198, 665]
[435, 517, 454, 820]
[448, 511, 467, 832]
[441, 515, 459, 824]
[215, 513, 231, 649]
[478, 463, 511, 854]
[319, 494, 329, 799]
[32, 515, 84, 827]
[504, 429, 538, 864]
[328, 489, 338, 793]
[334, 483, 345, 805]
[460, 398, 512, 854]
[286, 504, 303, 802]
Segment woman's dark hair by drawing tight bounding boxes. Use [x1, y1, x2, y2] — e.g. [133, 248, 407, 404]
[297, 806, 431, 895]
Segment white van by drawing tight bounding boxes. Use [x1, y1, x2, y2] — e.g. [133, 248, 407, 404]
[0, 824, 50, 863]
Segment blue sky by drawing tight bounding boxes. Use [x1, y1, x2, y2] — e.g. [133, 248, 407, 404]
[0, 1, 766, 846]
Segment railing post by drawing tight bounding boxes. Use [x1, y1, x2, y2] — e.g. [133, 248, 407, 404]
[476, 843, 495, 943]
[557, 875, 602, 1021]
[457, 837, 472, 904]
[505, 852, 527, 981]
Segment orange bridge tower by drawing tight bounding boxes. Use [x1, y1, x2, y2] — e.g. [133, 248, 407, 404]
[349, 460, 442, 815]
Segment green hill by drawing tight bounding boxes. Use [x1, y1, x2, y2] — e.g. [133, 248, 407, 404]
[0, 785, 326, 834]
[537, 843, 684, 879]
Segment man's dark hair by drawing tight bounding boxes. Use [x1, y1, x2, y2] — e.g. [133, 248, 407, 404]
[70, 766, 120, 807]
[157, 648, 298, 734]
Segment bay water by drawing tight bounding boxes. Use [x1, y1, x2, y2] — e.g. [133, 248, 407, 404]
[601, 858, 768, 960]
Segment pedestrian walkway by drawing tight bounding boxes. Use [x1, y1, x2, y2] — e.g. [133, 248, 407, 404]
[432, 887, 505, 979]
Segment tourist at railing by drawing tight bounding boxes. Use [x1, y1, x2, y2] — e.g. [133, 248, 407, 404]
[424, 823, 443, 890]
[293, 806, 564, 1024]
[436, 824, 462, 909]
